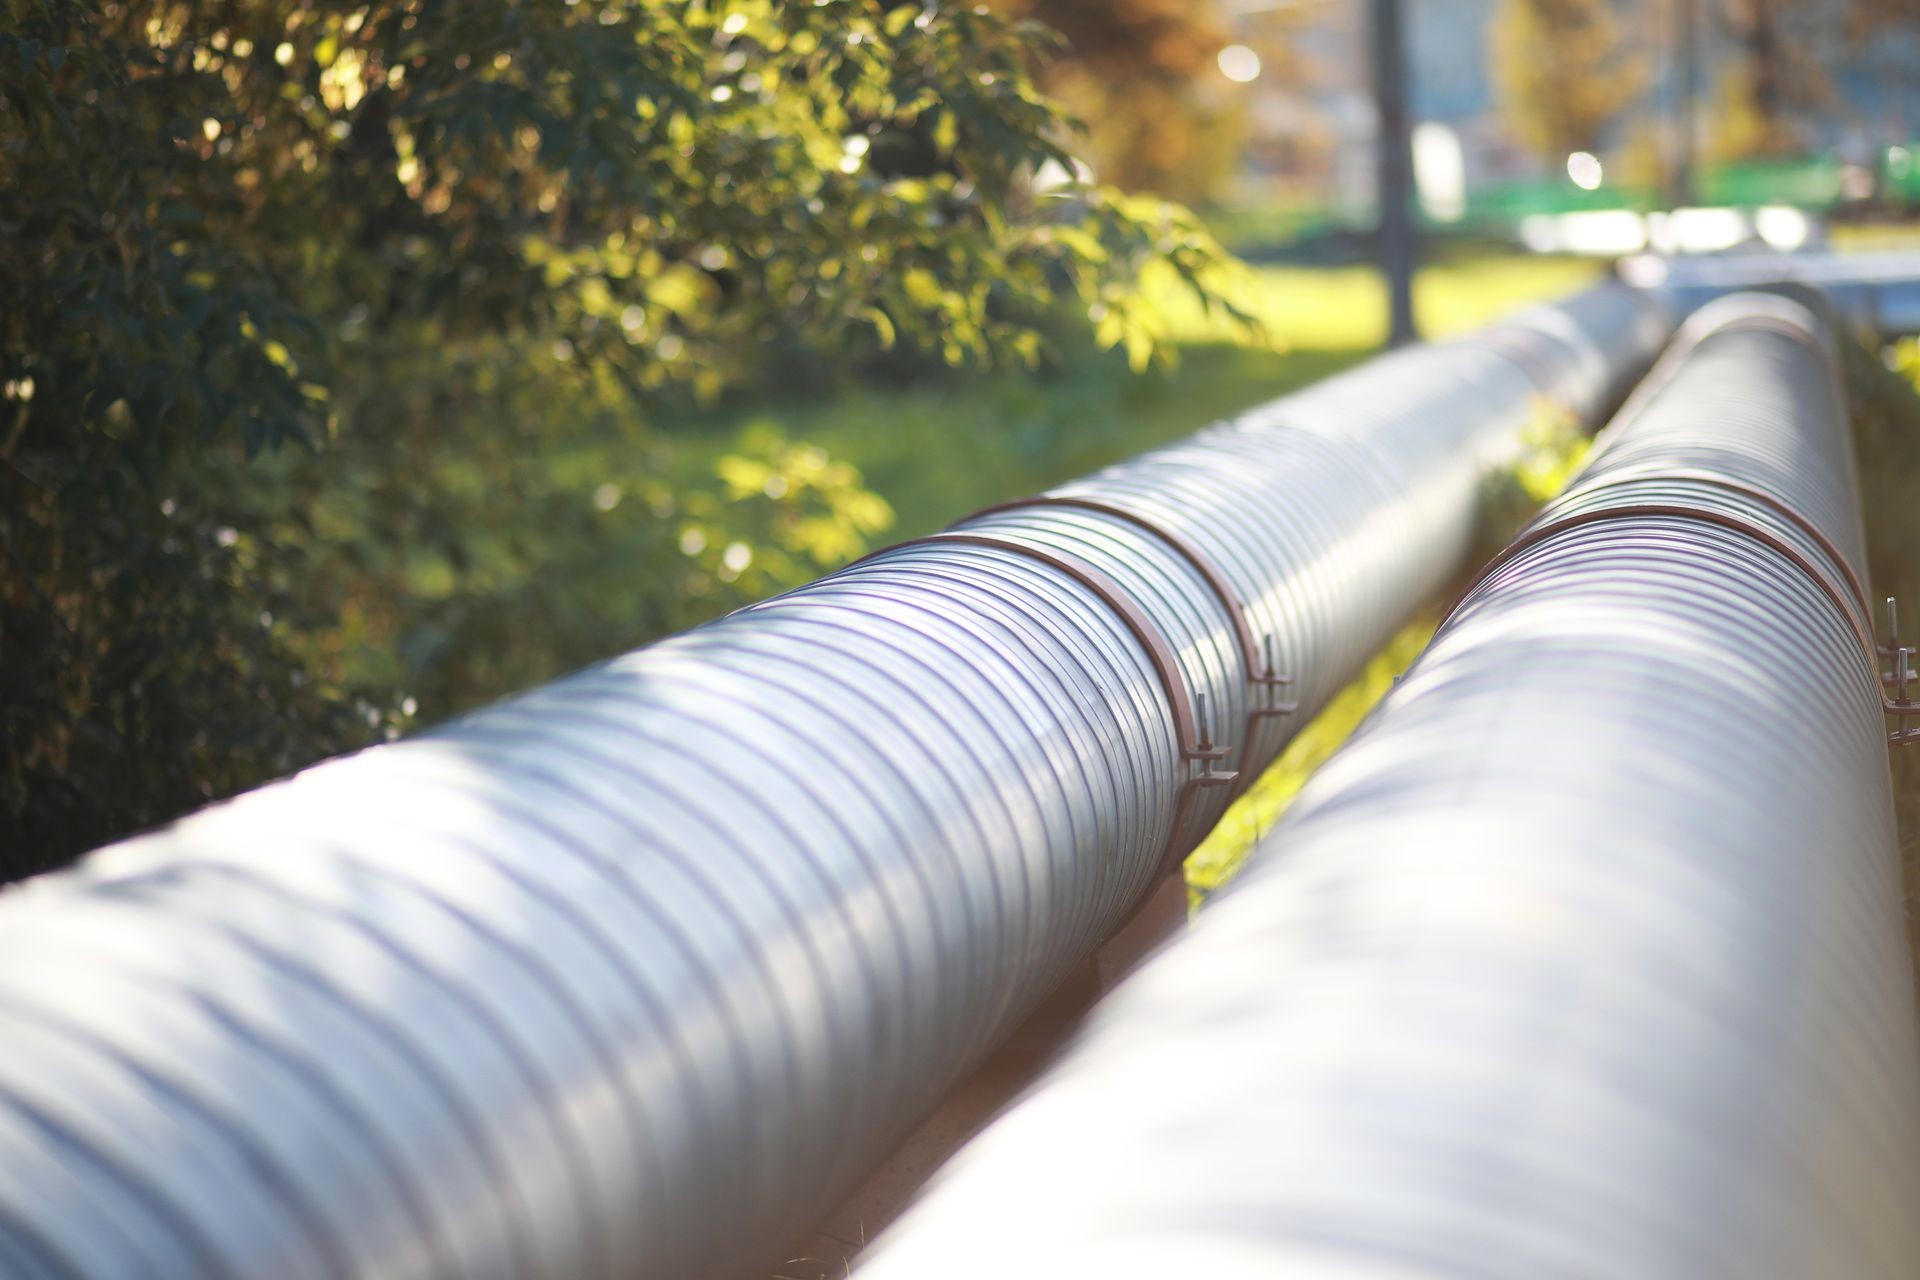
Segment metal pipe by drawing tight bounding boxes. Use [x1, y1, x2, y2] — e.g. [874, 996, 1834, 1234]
[1620, 249, 1920, 336]
[0, 285, 1669, 1280]
[856, 292, 1920, 1280]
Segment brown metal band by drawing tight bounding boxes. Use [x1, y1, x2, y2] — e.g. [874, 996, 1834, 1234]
[966, 496, 1281, 687]
[1162, 769, 1240, 880]
[964, 496, 1299, 798]
[1559, 466, 1873, 620]
[1439, 502, 1916, 734]
[877, 531, 1231, 764]
[853, 530, 1240, 875]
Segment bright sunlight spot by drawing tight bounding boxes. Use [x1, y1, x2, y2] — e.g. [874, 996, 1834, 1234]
[1217, 44, 1262, 84]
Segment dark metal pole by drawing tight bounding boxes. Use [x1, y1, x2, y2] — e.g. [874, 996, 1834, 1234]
[1670, 0, 1698, 209]
[1371, 0, 1418, 346]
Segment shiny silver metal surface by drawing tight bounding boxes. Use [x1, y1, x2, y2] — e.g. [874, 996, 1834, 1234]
[857, 292, 1920, 1280]
[0, 285, 1669, 1280]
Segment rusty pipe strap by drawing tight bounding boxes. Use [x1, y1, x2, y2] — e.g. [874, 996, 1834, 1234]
[855, 291, 1920, 1280]
[1509, 466, 1874, 616]
[963, 495, 1296, 691]
[0, 284, 1670, 1280]
[959, 495, 1298, 799]
[1449, 499, 1918, 741]
[853, 532, 1235, 768]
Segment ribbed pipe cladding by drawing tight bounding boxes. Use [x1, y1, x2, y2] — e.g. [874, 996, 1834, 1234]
[856, 291, 1920, 1280]
[0, 285, 1670, 1280]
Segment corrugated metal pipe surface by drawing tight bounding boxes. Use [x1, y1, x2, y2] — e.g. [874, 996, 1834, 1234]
[0, 286, 1668, 1280]
[856, 291, 1920, 1280]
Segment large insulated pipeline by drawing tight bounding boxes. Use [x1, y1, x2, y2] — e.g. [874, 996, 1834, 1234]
[856, 291, 1920, 1280]
[0, 286, 1668, 1280]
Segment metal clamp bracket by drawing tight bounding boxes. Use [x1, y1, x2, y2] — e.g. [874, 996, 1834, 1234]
[1881, 597, 1920, 747]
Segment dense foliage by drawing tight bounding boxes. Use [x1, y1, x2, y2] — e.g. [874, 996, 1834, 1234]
[0, 0, 1251, 875]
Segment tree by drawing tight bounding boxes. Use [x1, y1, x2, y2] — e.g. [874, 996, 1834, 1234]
[1, 0, 1249, 875]
[1708, 0, 1818, 158]
[1489, 0, 1649, 164]
[985, 0, 1250, 203]
[1704, 0, 1919, 164]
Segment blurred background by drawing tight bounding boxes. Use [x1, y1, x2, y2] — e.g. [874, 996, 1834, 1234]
[6, 0, 1920, 877]
[1080, 0, 1920, 259]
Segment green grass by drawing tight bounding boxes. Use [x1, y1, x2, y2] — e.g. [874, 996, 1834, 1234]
[717, 345, 1362, 541]
[677, 250, 1607, 540]
[1149, 254, 1606, 352]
